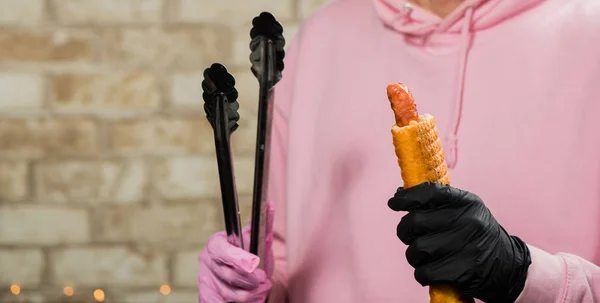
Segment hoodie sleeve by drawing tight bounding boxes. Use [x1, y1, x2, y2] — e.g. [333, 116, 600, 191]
[264, 28, 305, 303]
[515, 245, 600, 303]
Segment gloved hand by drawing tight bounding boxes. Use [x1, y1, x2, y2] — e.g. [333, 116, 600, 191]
[198, 202, 275, 303]
[388, 183, 532, 303]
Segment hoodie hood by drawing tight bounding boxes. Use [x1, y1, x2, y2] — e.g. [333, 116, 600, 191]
[374, 0, 545, 37]
[373, 0, 545, 169]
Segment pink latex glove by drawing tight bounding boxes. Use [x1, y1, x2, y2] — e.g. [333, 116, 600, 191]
[198, 201, 275, 303]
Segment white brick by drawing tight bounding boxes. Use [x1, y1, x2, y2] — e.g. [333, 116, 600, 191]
[0, 28, 94, 63]
[52, 0, 163, 24]
[35, 160, 148, 204]
[0, 118, 98, 158]
[154, 156, 219, 200]
[169, 72, 204, 108]
[0, 161, 29, 201]
[0, 0, 45, 25]
[0, 206, 89, 245]
[0, 249, 44, 285]
[50, 71, 161, 112]
[100, 27, 231, 70]
[238, 195, 253, 226]
[174, 0, 294, 25]
[282, 23, 301, 48]
[108, 117, 214, 155]
[173, 251, 198, 287]
[94, 203, 220, 247]
[51, 247, 167, 286]
[298, 0, 333, 19]
[232, 156, 255, 196]
[234, 68, 259, 105]
[229, 69, 259, 155]
[0, 73, 44, 111]
[152, 154, 263, 201]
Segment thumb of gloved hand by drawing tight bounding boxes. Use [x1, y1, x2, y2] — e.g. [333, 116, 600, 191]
[198, 201, 276, 303]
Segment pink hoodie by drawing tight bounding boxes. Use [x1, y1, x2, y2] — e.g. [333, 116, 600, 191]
[265, 0, 600, 302]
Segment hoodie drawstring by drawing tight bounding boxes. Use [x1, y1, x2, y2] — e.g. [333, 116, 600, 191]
[445, 5, 475, 170]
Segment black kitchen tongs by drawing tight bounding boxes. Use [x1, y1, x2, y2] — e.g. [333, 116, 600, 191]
[202, 63, 244, 248]
[200, 12, 286, 272]
[248, 12, 286, 270]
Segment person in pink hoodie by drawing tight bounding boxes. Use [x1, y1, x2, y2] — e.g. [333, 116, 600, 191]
[198, 0, 600, 302]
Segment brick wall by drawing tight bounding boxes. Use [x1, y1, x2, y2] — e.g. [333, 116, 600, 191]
[0, 0, 329, 302]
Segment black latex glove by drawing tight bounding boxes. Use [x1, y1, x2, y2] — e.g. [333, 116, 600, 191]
[388, 183, 532, 303]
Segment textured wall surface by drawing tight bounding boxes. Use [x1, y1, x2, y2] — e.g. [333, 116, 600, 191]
[0, 0, 329, 302]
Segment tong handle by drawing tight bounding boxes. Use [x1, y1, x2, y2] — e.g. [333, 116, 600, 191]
[249, 38, 277, 267]
[214, 93, 244, 249]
